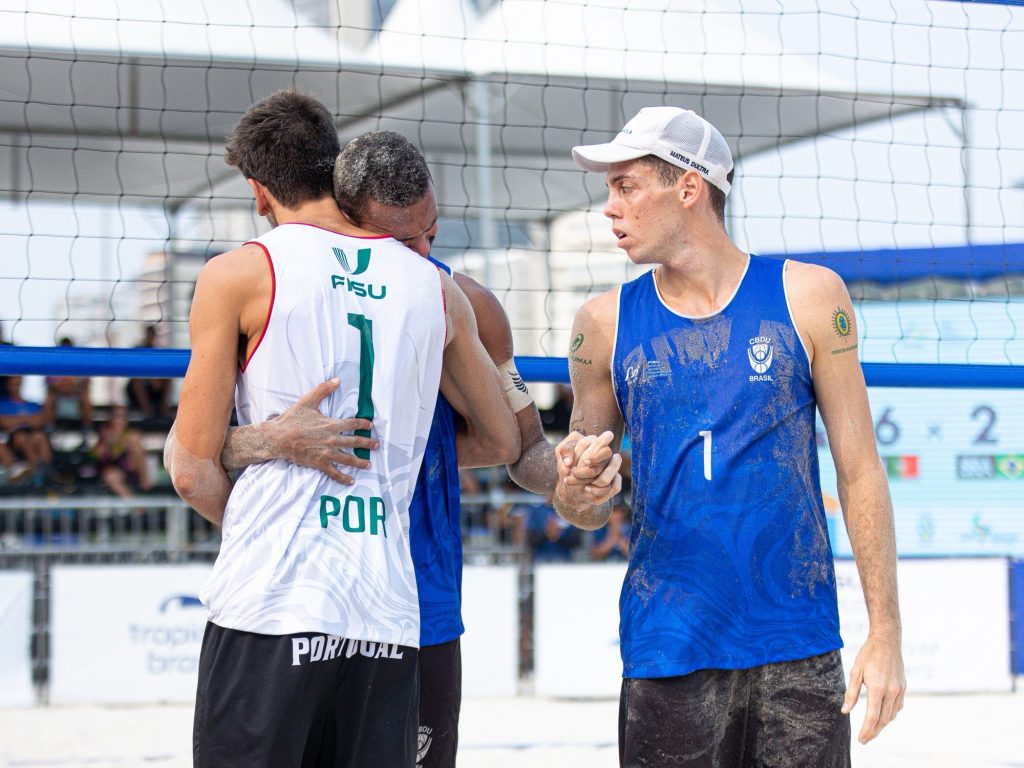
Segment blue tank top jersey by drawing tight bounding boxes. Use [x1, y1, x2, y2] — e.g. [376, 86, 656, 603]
[409, 257, 464, 647]
[611, 254, 841, 679]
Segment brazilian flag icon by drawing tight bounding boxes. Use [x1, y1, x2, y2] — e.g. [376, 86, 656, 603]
[995, 455, 1024, 479]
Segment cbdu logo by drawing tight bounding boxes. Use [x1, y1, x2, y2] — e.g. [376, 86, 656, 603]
[747, 336, 774, 375]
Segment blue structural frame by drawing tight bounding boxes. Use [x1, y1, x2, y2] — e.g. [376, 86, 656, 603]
[765, 242, 1024, 284]
[3, 347, 1024, 388]
[1013, 561, 1024, 676]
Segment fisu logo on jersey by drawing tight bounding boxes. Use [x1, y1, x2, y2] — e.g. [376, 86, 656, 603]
[747, 335, 774, 382]
[330, 246, 387, 299]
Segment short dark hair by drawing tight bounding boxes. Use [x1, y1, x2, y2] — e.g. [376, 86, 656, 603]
[334, 131, 432, 224]
[224, 89, 340, 209]
[637, 155, 733, 225]
[706, 169, 735, 224]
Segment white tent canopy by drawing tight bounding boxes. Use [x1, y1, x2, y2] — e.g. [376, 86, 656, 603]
[0, 0, 958, 222]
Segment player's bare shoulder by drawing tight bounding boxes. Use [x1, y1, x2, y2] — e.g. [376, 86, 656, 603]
[569, 288, 619, 370]
[784, 260, 857, 366]
[192, 244, 273, 336]
[452, 270, 513, 360]
[577, 288, 619, 332]
[438, 268, 472, 347]
[198, 243, 270, 291]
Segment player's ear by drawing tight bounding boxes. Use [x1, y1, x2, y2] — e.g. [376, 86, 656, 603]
[678, 170, 703, 209]
[248, 178, 272, 217]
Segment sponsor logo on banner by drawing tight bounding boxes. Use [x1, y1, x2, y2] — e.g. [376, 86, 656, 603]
[133, 593, 206, 676]
[961, 513, 1020, 547]
[160, 594, 203, 612]
[50, 565, 211, 704]
[916, 513, 935, 544]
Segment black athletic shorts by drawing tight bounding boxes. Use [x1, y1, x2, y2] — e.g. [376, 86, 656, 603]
[619, 650, 851, 768]
[416, 637, 462, 768]
[194, 622, 419, 768]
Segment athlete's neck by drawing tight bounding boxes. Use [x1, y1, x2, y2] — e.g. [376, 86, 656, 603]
[268, 197, 377, 238]
[654, 224, 748, 316]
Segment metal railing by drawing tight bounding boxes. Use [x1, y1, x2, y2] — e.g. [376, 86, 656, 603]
[0, 494, 542, 700]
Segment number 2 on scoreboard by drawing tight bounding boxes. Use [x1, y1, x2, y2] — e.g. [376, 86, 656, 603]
[347, 313, 375, 460]
[699, 430, 712, 481]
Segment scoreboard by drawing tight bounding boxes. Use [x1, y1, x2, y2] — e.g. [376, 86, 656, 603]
[818, 388, 1024, 557]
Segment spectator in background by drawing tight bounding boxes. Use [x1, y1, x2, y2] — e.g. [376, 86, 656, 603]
[125, 325, 172, 422]
[524, 494, 581, 563]
[539, 382, 573, 433]
[0, 441, 17, 485]
[0, 322, 12, 410]
[44, 337, 94, 434]
[0, 375, 54, 485]
[0, 325, 17, 485]
[91, 405, 152, 498]
[590, 499, 631, 562]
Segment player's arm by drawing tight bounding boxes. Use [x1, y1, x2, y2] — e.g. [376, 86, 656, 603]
[551, 291, 625, 530]
[437, 270, 521, 467]
[218, 380, 377, 484]
[788, 261, 905, 744]
[453, 272, 617, 497]
[449, 271, 540, 468]
[164, 247, 266, 525]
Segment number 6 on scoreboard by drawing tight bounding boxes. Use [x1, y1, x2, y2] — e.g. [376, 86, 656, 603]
[699, 430, 712, 481]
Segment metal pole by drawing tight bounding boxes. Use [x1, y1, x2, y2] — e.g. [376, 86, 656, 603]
[473, 79, 497, 288]
[959, 104, 971, 242]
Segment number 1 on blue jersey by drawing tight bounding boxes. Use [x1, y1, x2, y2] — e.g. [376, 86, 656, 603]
[699, 430, 712, 480]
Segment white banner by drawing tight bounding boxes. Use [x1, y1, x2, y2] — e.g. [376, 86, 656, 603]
[534, 563, 625, 698]
[533, 559, 1012, 698]
[0, 571, 35, 706]
[837, 558, 1011, 693]
[462, 564, 518, 697]
[50, 564, 211, 704]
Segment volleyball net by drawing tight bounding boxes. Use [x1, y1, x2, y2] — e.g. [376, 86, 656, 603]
[0, 0, 1022, 389]
[2, 0, 1024, 708]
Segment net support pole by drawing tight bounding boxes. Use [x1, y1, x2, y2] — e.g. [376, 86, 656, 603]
[959, 103, 972, 240]
[473, 78, 497, 287]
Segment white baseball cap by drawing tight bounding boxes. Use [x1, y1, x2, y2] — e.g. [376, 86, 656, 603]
[572, 107, 733, 195]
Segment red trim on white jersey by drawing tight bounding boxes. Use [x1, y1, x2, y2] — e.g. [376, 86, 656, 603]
[284, 222, 392, 240]
[240, 241, 276, 373]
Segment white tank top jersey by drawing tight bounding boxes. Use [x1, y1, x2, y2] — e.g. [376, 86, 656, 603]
[201, 223, 446, 648]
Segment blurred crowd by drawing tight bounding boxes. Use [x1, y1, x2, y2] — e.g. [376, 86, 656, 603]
[0, 327, 171, 498]
[1, 326, 634, 562]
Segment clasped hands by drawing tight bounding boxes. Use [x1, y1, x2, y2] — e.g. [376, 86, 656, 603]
[553, 430, 623, 511]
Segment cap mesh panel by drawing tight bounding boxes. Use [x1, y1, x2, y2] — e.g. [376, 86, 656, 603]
[663, 113, 731, 169]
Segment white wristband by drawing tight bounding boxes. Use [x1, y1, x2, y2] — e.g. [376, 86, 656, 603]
[498, 358, 534, 413]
